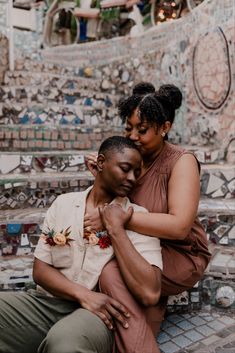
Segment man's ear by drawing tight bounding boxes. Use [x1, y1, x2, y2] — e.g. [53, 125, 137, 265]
[97, 154, 105, 172]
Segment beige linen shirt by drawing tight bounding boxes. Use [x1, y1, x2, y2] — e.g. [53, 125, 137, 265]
[34, 186, 162, 291]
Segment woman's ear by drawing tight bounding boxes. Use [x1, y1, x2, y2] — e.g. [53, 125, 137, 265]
[97, 154, 105, 172]
[163, 121, 172, 134]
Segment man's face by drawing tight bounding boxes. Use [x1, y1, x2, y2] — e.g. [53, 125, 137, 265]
[99, 147, 142, 197]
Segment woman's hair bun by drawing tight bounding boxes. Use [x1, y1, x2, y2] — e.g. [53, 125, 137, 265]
[158, 84, 182, 110]
[132, 82, 155, 95]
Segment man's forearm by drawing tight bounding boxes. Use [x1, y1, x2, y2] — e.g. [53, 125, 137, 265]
[33, 258, 89, 302]
[33, 258, 131, 330]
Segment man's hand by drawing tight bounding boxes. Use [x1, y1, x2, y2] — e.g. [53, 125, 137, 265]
[85, 152, 98, 177]
[80, 291, 130, 330]
[99, 204, 134, 235]
[84, 208, 104, 232]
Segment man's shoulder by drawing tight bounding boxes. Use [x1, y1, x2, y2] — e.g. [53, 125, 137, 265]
[124, 197, 148, 213]
[54, 190, 86, 205]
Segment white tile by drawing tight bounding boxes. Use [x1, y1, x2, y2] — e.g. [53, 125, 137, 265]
[206, 174, 224, 194]
[228, 226, 235, 239]
[0, 155, 20, 174]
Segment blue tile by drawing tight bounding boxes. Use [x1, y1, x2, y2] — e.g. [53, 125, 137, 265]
[181, 313, 191, 319]
[157, 331, 171, 344]
[188, 316, 207, 326]
[184, 329, 204, 342]
[207, 320, 226, 331]
[160, 341, 179, 353]
[173, 335, 192, 348]
[195, 324, 215, 336]
[176, 320, 194, 330]
[161, 320, 173, 330]
[218, 316, 235, 325]
[167, 314, 184, 324]
[165, 326, 184, 337]
[200, 315, 214, 322]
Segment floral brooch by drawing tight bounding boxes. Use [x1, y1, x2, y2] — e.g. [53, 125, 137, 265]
[84, 228, 111, 249]
[41, 226, 74, 246]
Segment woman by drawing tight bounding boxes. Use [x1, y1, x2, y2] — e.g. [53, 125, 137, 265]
[85, 82, 211, 353]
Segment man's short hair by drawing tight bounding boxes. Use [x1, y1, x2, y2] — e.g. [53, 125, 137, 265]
[98, 136, 140, 157]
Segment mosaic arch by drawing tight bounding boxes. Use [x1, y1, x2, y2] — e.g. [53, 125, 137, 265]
[192, 27, 231, 110]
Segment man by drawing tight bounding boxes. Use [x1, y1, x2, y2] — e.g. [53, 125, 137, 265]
[0, 136, 162, 353]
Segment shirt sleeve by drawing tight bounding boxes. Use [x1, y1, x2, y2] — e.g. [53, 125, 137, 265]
[127, 230, 163, 270]
[126, 200, 162, 270]
[34, 198, 58, 265]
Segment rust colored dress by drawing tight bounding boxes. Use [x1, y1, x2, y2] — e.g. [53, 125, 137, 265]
[99, 142, 211, 353]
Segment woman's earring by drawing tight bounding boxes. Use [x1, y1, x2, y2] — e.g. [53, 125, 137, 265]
[161, 132, 166, 137]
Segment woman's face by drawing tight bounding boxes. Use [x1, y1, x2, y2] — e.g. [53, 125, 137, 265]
[124, 109, 165, 157]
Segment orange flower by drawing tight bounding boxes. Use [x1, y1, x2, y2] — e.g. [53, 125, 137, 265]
[53, 233, 67, 245]
[42, 226, 73, 246]
[88, 233, 99, 245]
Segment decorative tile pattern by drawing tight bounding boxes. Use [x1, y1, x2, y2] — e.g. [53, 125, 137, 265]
[158, 311, 235, 352]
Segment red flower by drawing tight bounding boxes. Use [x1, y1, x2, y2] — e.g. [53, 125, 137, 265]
[45, 237, 56, 246]
[98, 235, 111, 249]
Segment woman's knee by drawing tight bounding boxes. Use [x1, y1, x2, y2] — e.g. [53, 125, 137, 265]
[99, 259, 122, 294]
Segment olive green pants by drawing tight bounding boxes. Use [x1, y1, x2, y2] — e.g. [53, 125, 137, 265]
[0, 290, 113, 353]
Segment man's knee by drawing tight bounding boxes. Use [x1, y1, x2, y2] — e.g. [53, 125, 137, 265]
[38, 308, 113, 353]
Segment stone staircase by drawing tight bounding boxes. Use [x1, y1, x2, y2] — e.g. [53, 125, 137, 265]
[0, 0, 234, 311]
[0, 57, 234, 312]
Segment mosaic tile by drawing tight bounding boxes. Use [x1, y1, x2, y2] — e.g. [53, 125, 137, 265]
[184, 330, 204, 342]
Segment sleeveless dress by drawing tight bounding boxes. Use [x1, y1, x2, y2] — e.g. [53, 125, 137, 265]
[128, 141, 211, 295]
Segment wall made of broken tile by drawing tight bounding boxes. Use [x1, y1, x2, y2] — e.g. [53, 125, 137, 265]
[0, 176, 94, 210]
[199, 214, 235, 247]
[200, 165, 235, 199]
[201, 277, 235, 310]
[0, 33, 8, 84]
[0, 126, 123, 152]
[38, 0, 234, 150]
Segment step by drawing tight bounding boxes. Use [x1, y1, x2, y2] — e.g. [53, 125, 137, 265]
[0, 171, 94, 210]
[0, 122, 228, 165]
[0, 125, 123, 151]
[0, 150, 90, 174]
[9, 59, 100, 77]
[0, 198, 234, 294]
[0, 198, 234, 248]
[0, 157, 233, 200]
[0, 101, 119, 125]
[0, 98, 116, 120]
[3, 69, 102, 87]
[200, 164, 234, 198]
[198, 198, 235, 246]
[0, 83, 118, 106]
[1, 197, 234, 222]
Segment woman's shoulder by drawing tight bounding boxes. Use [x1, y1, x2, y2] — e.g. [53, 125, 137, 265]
[160, 142, 186, 165]
[164, 143, 200, 172]
[164, 142, 186, 154]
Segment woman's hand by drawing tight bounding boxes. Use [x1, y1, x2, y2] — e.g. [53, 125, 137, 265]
[85, 152, 98, 177]
[80, 291, 130, 330]
[84, 208, 104, 232]
[99, 204, 134, 235]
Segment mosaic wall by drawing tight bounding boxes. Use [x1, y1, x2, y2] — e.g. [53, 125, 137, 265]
[0, 0, 234, 311]
[0, 33, 8, 84]
[42, 0, 234, 150]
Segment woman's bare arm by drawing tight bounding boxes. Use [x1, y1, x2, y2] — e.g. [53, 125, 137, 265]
[128, 154, 200, 240]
